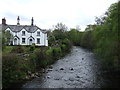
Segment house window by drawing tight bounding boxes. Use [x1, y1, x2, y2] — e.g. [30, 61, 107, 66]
[22, 38, 25, 44]
[37, 38, 40, 44]
[37, 31, 40, 36]
[22, 31, 25, 36]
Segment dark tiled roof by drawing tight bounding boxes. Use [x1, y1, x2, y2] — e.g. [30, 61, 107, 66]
[0, 24, 47, 33]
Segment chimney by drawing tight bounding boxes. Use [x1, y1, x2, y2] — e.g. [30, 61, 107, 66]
[2, 18, 6, 25]
[17, 16, 20, 25]
[31, 17, 34, 26]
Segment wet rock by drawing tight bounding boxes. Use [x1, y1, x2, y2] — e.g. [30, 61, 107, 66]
[69, 77, 74, 81]
[31, 74, 36, 78]
[47, 69, 53, 71]
[82, 58, 84, 60]
[76, 76, 80, 78]
[63, 78, 68, 81]
[55, 69, 58, 71]
[23, 54, 29, 57]
[42, 69, 46, 73]
[47, 76, 51, 79]
[49, 66, 53, 69]
[27, 71, 31, 75]
[54, 77, 60, 80]
[25, 76, 29, 79]
[35, 72, 38, 76]
[70, 68, 74, 70]
[45, 71, 48, 73]
[60, 68, 64, 70]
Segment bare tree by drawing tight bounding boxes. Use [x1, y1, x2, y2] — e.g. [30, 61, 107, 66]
[53, 23, 68, 32]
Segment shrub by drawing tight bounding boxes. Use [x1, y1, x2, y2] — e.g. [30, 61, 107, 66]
[2, 53, 20, 87]
[60, 44, 66, 51]
[29, 44, 35, 51]
[52, 47, 62, 59]
[11, 46, 24, 53]
[30, 49, 49, 68]
[62, 38, 72, 52]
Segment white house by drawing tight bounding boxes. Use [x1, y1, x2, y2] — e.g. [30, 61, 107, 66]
[0, 16, 48, 46]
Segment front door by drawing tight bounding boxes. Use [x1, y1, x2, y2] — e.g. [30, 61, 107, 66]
[29, 39, 32, 45]
[14, 38, 17, 45]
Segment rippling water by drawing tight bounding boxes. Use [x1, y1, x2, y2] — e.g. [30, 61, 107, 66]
[22, 46, 106, 88]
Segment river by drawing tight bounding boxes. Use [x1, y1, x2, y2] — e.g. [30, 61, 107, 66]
[21, 46, 117, 88]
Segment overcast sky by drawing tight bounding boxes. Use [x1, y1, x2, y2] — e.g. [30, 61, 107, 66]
[0, 0, 118, 31]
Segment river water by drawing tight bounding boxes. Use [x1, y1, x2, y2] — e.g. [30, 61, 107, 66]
[22, 46, 106, 88]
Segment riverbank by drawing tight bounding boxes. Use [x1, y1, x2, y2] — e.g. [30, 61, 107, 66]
[22, 46, 105, 88]
[2, 38, 72, 89]
[22, 46, 120, 88]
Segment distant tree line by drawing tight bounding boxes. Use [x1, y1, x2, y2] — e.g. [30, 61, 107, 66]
[48, 1, 120, 70]
[64, 1, 120, 70]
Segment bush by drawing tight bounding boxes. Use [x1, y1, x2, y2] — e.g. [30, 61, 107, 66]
[52, 47, 62, 59]
[2, 52, 36, 88]
[2, 53, 20, 87]
[30, 49, 49, 68]
[29, 44, 35, 51]
[60, 44, 66, 52]
[11, 46, 24, 53]
[62, 38, 72, 52]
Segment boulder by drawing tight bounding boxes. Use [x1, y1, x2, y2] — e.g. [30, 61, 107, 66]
[47, 69, 53, 71]
[60, 68, 64, 70]
[47, 76, 50, 79]
[49, 66, 53, 69]
[76, 76, 80, 78]
[70, 68, 73, 70]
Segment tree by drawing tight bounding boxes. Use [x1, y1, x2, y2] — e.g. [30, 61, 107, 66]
[53, 23, 68, 32]
[4, 31, 13, 45]
[2, 30, 13, 51]
[85, 24, 96, 31]
[75, 25, 81, 31]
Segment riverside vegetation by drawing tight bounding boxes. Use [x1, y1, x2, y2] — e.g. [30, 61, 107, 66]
[2, 30, 72, 88]
[2, 1, 120, 88]
[68, 2, 120, 70]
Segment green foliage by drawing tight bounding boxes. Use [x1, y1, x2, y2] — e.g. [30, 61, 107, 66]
[30, 44, 70, 69]
[93, 2, 120, 69]
[67, 2, 120, 70]
[52, 30, 67, 40]
[67, 29, 83, 46]
[48, 35, 56, 46]
[80, 31, 94, 49]
[2, 30, 13, 49]
[29, 44, 35, 51]
[11, 46, 24, 53]
[2, 53, 22, 86]
[52, 47, 62, 59]
[2, 52, 36, 88]
[62, 38, 72, 51]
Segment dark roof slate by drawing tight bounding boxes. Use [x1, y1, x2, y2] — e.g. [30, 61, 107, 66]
[0, 24, 47, 33]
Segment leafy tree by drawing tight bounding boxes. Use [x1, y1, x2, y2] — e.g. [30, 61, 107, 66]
[1, 30, 13, 51]
[85, 24, 96, 31]
[2, 30, 13, 45]
[75, 25, 81, 31]
[67, 29, 82, 46]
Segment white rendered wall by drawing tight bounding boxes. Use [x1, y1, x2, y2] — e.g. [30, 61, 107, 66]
[5, 28, 48, 46]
